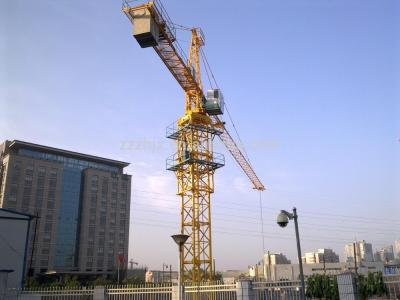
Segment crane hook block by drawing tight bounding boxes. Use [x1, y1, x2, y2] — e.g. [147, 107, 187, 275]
[131, 8, 159, 48]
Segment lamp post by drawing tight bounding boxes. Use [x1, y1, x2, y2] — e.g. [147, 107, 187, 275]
[277, 208, 305, 300]
[171, 234, 189, 300]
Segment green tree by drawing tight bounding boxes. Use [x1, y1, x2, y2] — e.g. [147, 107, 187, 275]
[374, 272, 387, 296]
[93, 276, 112, 286]
[305, 274, 339, 299]
[331, 276, 339, 300]
[357, 272, 388, 299]
[63, 275, 81, 287]
[25, 277, 40, 289]
[357, 275, 368, 300]
[366, 272, 376, 296]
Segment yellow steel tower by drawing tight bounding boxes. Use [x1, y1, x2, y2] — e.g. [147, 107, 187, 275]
[168, 28, 224, 282]
[123, 0, 264, 283]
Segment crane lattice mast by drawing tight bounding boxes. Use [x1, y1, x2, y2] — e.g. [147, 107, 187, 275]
[123, 0, 264, 283]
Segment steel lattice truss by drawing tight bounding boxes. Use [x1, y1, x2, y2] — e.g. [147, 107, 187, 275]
[175, 124, 218, 282]
[212, 116, 265, 191]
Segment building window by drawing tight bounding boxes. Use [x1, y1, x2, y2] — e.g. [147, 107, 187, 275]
[8, 185, 17, 202]
[11, 163, 21, 184]
[44, 222, 52, 232]
[87, 247, 94, 256]
[97, 259, 104, 268]
[47, 201, 55, 209]
[100, 214, 106, 227]
[47, 190, 56, 201]
[88, 226, 95, 237]
[43, 233, 51, 243]
[40, 260, 49, 267]
[89, 214, 96, 225]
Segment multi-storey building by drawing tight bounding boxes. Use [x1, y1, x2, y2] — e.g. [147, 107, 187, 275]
[264, 252, 291, 265]
[374, 245, 395, 262]
[262, 252, 291, 281]
[344, 240, 374, 263]
[0, 140, 131, 276]
[302, 249, 340, 264]
[395, 240, 400, 259]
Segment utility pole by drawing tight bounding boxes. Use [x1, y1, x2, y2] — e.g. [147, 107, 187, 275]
[322, 253, 326, 275]
[277, 208, 305, 300]
[293, 208, 306, 300]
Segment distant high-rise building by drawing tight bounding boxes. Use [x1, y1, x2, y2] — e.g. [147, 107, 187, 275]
[374, 245, 395, 262]
[0, 140, 131, 277]
[344, 240, 374, 263]
[302, 249, 340, 264]
[394, 240, 400, 259]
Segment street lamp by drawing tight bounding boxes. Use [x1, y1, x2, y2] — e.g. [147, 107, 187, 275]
[277, 208, 306, 300]
[171, 234, 189, 300]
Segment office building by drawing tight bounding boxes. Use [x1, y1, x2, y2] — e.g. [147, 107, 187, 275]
[374, 245, 395, 262]
[302, 249, 339, 264]
[0, 140, 131, 276]
[344, 240, 374, 263]
[395, 240, 400, 259]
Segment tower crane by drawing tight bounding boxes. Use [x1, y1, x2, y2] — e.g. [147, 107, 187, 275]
[123, 0, 265, 283]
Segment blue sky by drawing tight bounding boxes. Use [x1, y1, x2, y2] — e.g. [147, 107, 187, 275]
[1, 0, 399, 271]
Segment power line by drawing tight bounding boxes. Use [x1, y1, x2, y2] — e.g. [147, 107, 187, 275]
[130, 220, 394, 246]
[131, 189, 400, 224]
[130, 202, 398, 236]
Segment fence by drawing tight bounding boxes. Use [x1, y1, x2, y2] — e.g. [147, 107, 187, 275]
[184, 282, 236, 300]
[106, 283, 172, 300]
[254, 280, 302, 300]
[5, 276, 400, 300]
[4, 280, 301, 300]
[6, 286, 94, 300]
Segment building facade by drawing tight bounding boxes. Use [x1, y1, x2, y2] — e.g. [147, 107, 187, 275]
[262, 252, 291, 281]
[374, 245, 395, 263]
[344, 240, 374, 263]
[251, 261, 384, 281]
[302, 249, 340, 264]
[264, 252, 291, 265]
[0, 140, 131, 276]
[394, 240, 400, 259]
